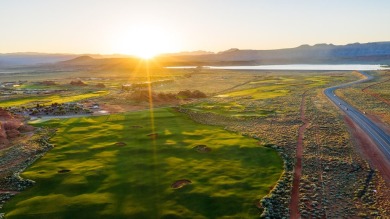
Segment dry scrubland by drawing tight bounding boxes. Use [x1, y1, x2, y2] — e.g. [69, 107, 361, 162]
[1, 68, 390, 218]
[337, 70, 390, 126]
[299, 88, 387, 217]
[174, 70, 390, 217]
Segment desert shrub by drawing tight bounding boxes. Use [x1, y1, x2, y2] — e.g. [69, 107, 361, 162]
[70, 80, 87, 86]
[95, 83, 105, 88]
[177, 90, 207, 99]
[192, 90, 207, 98]
[177, 90, 192, 99]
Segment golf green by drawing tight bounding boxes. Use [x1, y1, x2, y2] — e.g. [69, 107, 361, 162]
[3, 108, 283, 218]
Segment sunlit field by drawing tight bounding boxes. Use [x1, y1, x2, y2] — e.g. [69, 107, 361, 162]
[1, 1, 390, 218]
[2, 68, 389, 218]
[0, 91, 109, 108]
[3, 108, 283, 219]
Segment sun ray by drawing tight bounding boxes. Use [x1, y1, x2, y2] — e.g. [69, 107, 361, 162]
[145, 60, 161, 217]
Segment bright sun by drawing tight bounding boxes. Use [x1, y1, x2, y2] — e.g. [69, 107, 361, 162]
[112, 25, 179, 59]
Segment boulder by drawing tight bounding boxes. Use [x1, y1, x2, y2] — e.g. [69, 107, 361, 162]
[18, 124, 35, 132]
[0, 108, 13, 120]
[6, 129, 20, 138]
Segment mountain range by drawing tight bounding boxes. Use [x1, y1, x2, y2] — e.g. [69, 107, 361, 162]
[156, 42, 390, 66]
[1, 42, 390, 69]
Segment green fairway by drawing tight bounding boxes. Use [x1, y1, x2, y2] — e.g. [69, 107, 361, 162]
[3, 108, 283, 219]
[183, 101, 276, 118]
[222, 85, 290, 100]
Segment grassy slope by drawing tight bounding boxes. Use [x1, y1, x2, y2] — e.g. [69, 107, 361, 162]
[3, 108, 282, 219]
[0, 91, 108, 107]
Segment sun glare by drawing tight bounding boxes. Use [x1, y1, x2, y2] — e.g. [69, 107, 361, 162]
[112, 25, 179, 59]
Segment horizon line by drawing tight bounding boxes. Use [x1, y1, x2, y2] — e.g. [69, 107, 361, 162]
[1, 40, 390, 56]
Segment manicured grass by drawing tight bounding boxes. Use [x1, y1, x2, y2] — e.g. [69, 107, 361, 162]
[185, 102, 275, 118]
[3, 108, 283, 219]
[219, 75, 334, 100]
[0, 91, 108, 107]
[223, 85, 290, 100]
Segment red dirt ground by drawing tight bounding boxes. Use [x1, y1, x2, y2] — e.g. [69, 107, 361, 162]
[345, 114, 390, 214]
[344, 116, 390, 184]
[289, 92, 309, 219]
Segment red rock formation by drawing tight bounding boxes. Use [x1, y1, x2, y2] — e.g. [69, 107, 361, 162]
[3, 121, 22, 130]
[0, 125, 9, 146]
[0, 108, 32, 146]
[0, 108, 13, 120]
[18, 124, 35, 132]
[6, 129, 20, 138]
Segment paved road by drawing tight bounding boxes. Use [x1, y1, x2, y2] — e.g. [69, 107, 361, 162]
[324, 71, 390, 162]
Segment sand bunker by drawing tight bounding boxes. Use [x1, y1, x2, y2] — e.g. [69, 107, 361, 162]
[193, 145, 211, 153]
[147, 133, 158, 139]
[58, 169, 71, 173]
[171, 179, 192, 189]
[255, 200, 262, 209]
[114, 142, 127, 146]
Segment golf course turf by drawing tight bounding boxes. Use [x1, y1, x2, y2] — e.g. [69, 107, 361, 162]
[3, 108, 283, 218]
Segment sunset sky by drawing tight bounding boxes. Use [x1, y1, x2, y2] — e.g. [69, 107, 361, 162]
[1, 0, 389, 57]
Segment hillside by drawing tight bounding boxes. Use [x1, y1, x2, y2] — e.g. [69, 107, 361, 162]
[156, 41, 390, 65]
[1, 41, 390, 69]
[0, 53, 132, 68]
[0, 53, 79, 67]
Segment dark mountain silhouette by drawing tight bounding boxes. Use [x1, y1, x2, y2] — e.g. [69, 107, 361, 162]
[156, 42, 390, 65]
[0, 53, 79, 67]
[59, 55, 96, 65]
[1, 41, 390, 69]
[57, 56, 141, 68]
[0, 53, 132, 67]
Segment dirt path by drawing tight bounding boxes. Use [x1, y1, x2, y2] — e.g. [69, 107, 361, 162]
[0, 156, 28, 172]
[289, 91, 309, 219]
[0, 190, 19, 195]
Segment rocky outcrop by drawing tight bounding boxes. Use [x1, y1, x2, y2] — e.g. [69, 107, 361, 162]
[0, 127, 55, 214]
[0, 109, 13, 120]
[0, 108, 34, 147]
[18, 124, 35, 133]
[5, 129, 20, 139]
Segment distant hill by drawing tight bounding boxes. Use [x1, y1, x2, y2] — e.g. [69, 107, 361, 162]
[162, 50, 214, 56]
[1, 41, 390, 69]
[51, 55, 170, 73]
[0, 53, 132, 68]
[59, 55, 96, 65]
[56, 56, 142, 69]
[156, 42, 390, 65]
[0, 53, 79, 67]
